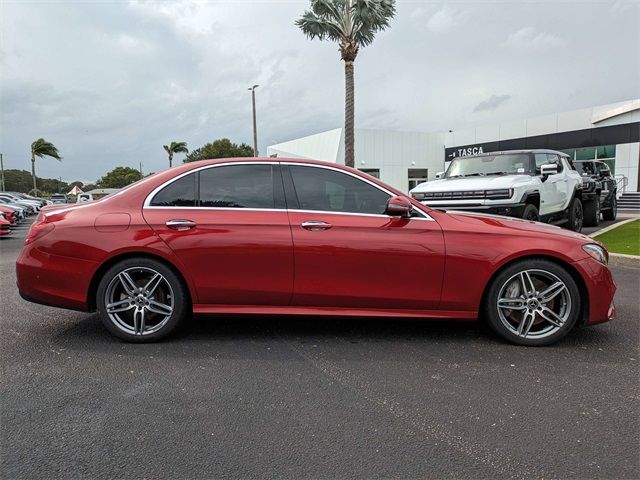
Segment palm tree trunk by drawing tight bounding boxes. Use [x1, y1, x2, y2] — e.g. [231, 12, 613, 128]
[169, 152, 173, 168]
[31, 153, 37, 193]
[344, 60, 355, 168]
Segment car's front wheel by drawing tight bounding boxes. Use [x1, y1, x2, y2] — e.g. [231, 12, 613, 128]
[566, 197, 583, 232]
[484, 259, 581, 346]
[96, 258, 189, 342]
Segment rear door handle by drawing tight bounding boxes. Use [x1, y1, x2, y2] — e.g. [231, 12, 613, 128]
[301, 220, 332, 231]
[166, 219, 197, 231]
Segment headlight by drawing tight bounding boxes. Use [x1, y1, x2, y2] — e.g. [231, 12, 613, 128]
[583, 243, 608, 265]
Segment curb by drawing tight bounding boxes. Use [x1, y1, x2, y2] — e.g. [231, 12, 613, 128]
[609, 253, 640, 268]
[589, 217, 639, 238]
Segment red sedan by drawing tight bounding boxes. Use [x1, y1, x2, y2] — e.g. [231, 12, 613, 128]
[16, 158, 615, 345]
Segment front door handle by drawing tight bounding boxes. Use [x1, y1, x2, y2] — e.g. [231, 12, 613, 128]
[166, 219, 197, 231]
[301, 220, 332, 231]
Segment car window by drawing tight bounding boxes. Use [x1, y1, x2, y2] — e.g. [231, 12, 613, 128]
[534, 154, 548, 174]
[289, 165, 389, 215]
[150, 172, 197, 207]
[199, 165, 275, 209]
[547, 154, 563, 173]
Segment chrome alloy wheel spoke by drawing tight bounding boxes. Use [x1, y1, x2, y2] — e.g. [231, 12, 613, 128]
[497, 297, 527, 310]
[538, 306, 565, 327]
[519, 271, 536, 296]
[146, 299, 173, 316]
[106, 298, 135, 314]
[118, 271, 138, 296]
[517, 310, 536, 337]
[539, 281, 567, 303]
[133, 307, 146, 335]
[143, 273, 163, 296]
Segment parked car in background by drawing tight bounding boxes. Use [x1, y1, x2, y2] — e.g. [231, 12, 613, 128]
[410, 149, 585, 232]
[0, 193, 40, 214]
[77, 189, 119, 203]
[17, 158, 615, 346]
[0, 216, 11, 236]
[0, 197, 29, 218]
[49, 194, 68, 204]
[0, 206, 18, 224]
[573, 160, 617, 225]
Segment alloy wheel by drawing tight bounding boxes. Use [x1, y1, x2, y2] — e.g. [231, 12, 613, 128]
[496, 269, 572, 339]
[104, 267, 175, 336]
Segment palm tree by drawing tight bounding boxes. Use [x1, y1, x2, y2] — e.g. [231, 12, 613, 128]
[163, 141, 189, 168]
[296, 0, 395, 168]
[30, 139, 62, 193]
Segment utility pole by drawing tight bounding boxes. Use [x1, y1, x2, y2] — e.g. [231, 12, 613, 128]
[248, 84, 259, 156]
[0, 153, 5, 191]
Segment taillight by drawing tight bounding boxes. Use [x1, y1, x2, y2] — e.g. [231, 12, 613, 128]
[24, 220, 55, 245]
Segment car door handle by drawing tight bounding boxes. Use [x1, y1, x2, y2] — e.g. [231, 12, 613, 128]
[301, 220, 332, 231]
[166, 219, 197, 230]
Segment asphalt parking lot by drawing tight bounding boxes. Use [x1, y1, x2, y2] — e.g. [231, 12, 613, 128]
[1, 219, 638, 479]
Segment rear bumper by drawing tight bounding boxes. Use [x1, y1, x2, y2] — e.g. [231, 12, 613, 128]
[16, 244, 97, 312]
[571, 257, 617, 325]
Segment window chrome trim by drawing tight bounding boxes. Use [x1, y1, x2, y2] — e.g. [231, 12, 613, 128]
[143, 160, 433, 221]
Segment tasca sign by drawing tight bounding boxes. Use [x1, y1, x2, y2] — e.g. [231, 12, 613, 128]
[445, 141, 499, 161]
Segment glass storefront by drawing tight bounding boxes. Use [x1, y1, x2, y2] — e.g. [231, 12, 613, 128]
[561, 145, 616, 173]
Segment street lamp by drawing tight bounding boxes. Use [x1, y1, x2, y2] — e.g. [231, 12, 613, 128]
[248, 84, 259, 156]
[0, 153, 5, 191]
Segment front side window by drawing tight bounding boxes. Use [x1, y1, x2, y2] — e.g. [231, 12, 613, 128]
[289, 165, 389, 215]
[199, 165, 275, 208]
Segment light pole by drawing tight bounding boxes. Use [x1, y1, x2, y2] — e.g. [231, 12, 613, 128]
[248, 84, 259, 156]
[0, 153, 5, 191]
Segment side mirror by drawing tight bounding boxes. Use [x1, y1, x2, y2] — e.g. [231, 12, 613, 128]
[435, 172, 444, 179]
[385, 196, 413, 218]
[540, 163, 558, 181]
[601, 168, 611, 178]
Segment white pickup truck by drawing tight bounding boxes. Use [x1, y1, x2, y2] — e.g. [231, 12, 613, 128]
[410, 149, 585, 232]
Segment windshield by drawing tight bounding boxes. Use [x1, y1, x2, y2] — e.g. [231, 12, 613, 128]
[446, 154, 532, 178]
[574, 162, 596, 175]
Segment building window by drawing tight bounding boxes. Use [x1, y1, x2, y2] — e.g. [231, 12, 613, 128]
[359, 168, 380, 179]
[561, 145, 616, 174]
[408, 168, 429, 191]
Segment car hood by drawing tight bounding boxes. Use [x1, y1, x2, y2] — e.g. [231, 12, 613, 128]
[412, 175, 533, 193]
[442, 210, 593, 242]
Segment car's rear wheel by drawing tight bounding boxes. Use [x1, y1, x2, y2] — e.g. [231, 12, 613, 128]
[522, 204, 540, 221]
[602, 195, 617, 221]
[96, 258, 189, 342]
[484, 259, 581, 346]
[583, 197, 600, 227]
[566, 197, 583, 232]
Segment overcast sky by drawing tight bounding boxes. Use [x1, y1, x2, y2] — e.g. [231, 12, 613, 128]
[1, 0, 638, 183]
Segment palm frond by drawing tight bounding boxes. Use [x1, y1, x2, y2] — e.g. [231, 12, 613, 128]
[31, 138, 62, 161]
[164, 141, 189, 154]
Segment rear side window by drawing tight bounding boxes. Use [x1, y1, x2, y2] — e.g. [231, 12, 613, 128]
[289, 165, 389, 215]
[199, 165, 275, 208]
[150, 173, 197, 207]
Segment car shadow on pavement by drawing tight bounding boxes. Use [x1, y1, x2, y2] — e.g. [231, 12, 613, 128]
[50, 312, 622, 359]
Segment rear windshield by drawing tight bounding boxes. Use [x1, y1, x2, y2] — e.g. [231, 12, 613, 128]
[574, 162, 596, 175]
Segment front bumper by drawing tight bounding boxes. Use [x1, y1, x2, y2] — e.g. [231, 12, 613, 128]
[571, 257, 617, 325]
[420, 202, 527, 218]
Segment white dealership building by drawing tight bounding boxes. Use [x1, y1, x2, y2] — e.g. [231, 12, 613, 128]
[268, 99, 640, 194]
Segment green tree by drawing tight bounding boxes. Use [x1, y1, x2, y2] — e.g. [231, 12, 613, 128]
[296, 0, 395, 167]
[31, 138, 62, 192]
[184, 138, 254, 163]
[96, 167, 143, 189]
[163, 141, 189, 168]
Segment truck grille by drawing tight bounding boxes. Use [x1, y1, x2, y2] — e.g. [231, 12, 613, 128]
[412, 189, 513, 201]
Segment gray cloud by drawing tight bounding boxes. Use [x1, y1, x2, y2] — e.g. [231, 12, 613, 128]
[473, 94, 512, 112]
[0, 0, 638, 182]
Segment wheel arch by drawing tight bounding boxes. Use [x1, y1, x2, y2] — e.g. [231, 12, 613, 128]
[87, 252, 193, 312]
[479, 254, 589, 326]
[521, 191, 540, 210]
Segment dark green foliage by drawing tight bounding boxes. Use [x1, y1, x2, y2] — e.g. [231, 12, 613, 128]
[96, 167, 143, 189]
[184, 139, 254, 163]
[3, 169, 69, 194]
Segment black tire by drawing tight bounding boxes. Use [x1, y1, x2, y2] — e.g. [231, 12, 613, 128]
[583, 197, 600, 227]
[602, 195, 617, 221]
[522, 204, 540, 221]
[566, 197, 583, 232]
[483, 259, 581, 346]
[96, 257, 189, 342]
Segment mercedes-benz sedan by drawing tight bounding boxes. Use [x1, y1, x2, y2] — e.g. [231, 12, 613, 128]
[16, 158, 616, 346]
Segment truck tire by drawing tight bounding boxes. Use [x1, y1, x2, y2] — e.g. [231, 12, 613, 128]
[602, 196, 617, 221]
[566, 197, 583, 232]
[583, 197, 600, 227]
[522, 204, 540, 221]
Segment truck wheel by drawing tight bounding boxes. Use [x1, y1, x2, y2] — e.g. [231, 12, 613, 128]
[602, 196, 617, 221]
[522, 204, 540, 221]
[566, 197, 583, 232]
[583, 197, 600, 227]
